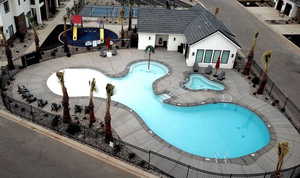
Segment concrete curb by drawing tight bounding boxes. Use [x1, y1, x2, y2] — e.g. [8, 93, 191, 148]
[0, 109, 159, 178]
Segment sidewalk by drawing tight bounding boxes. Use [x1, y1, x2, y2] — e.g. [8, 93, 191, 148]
[245, 6, 300, 34]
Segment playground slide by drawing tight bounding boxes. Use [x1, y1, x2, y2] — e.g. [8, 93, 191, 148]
[100, 28, 104, 43]
[73, 26, 77, 41]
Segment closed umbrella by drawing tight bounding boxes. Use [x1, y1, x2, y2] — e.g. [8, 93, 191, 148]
[214, 56, 221, 77]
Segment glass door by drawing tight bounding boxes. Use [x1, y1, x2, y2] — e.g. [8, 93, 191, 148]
[195, 49, 204, 64]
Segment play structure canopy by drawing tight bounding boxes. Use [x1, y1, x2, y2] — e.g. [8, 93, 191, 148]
[71, 15, 82, 24]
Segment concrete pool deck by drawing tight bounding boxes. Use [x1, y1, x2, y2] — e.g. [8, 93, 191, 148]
[9, 49, 300, 175]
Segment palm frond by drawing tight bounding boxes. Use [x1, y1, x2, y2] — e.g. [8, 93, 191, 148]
[145, 45, 155, 53]
[262, 50, 272, 72]
[106, 83, 115, 97]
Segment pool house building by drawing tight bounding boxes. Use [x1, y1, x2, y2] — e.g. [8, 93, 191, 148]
[137, 5, 241, 69]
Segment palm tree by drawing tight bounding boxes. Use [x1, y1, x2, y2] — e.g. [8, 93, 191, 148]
[56, 72, 71, 123]
[88, 78, 96, 128]
[214, 7, 220, 16]
[0, 26, 15, 70]
[128, 0, 133, 31]
[63, 15, 71, 56]
[145, 45, 155, 70]
[27, 15, 41, 60]
[274, 142, 289, 178]
[104, 83, 114, 143]
[243, 32, 259, 76]
[256, 50, 272, 94]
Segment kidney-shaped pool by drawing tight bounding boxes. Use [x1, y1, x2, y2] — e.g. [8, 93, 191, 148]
[47, 61, 270, 159]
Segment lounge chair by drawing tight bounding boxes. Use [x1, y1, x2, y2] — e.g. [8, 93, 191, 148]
[74, 105, 82, 114]
[84, 106, 90, 114]
[100, 49, 107, 57]
[26, 96, 37, 103]
[217, 71, 226, 81]
[205, 65, 213, 75]
[37, 99, 48, 108]
[51, 103, 62, 112]
[111, 49, 117, 56]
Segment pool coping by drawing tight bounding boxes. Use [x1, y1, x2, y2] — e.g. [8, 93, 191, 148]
[180, 71, 227, 93]
[12, 56, 278, 168]
[46, 58, 277, 165]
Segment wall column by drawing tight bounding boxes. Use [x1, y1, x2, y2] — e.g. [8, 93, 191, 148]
[36, 6, 43, 24]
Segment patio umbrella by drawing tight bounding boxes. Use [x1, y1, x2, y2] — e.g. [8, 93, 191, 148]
[214, 56, 221, 76]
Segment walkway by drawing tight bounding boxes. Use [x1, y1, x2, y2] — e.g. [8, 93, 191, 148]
[0, 116, 137, 178]
[9, 49, 300, 175]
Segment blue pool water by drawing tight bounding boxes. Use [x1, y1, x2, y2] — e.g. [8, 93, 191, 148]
[47, 61, 270, 158]
[185, 74, 225, 91]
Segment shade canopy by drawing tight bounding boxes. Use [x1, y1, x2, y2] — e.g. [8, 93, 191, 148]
[71, 15, 82, 24]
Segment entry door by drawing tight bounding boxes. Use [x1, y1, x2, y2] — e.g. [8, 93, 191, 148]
[276, 0, 283, 11]
[283, 3, 292, 16]
[195, 49, 204, 64]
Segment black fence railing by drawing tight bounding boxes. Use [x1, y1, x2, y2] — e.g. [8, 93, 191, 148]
[1, 50, 300, 178]
[237, 55, 300, 133]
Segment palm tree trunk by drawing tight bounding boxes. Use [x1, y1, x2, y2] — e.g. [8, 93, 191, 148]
[104, 96, 113, 143]
[242, 50, 254, 75]
[62, 85, 71, 123]
[88, 93, 96, 128]
[32, 27, 41, 60]
[1, 27, 15, 70]
[257, 72, 267, 94]
[5, 46, 15, 70]
[128, 1, 132, 31]
[147, 53, 151, 70]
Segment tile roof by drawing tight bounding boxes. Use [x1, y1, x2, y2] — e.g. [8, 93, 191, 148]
[137, 5, 240, 47]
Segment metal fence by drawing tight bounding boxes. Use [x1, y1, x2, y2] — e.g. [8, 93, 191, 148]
[1, 50, 300, 178]
[247, 59, 300, 133]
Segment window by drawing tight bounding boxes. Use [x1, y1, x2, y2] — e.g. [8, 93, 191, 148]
[18, 0, 20, 5]
[212, 50, 222, 63]
[149, 36, 151, 40]
[4, 1, 10, 13]
[195, 49, 204, 63]
[204, 50, 213, 63]
[221, 50, 230, 64]
[174, 37, 176, 41]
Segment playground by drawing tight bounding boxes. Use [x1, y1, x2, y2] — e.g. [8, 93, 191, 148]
[57, 15, 119, 48]
[60, 27, 118, 47]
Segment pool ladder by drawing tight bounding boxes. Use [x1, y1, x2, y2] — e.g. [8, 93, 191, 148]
[215, 153, 228, 164]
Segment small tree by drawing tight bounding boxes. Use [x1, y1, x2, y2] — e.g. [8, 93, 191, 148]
[214, 8, 220, 16]
[63, 15, 71, 56]
[256, 50, 272, 94]
[0, 26, 15, 70]
[145, 45, 155, 70]
[104, 83, 115, 143]
[243, 32, 259, 76]
[56, 72, 71, 123]
[88, 78, 96, 128]
[27, 15, 41, 60]
[274, 142, 289, 178]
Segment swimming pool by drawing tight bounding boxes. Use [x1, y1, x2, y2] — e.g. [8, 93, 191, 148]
[47, 61, 270, 158]
[184, 74, 224, 91]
